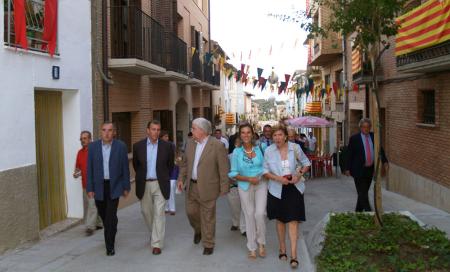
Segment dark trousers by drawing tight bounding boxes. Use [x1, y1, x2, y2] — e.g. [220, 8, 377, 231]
[353, 166, 374, 212]
[95, 180, 119, 251]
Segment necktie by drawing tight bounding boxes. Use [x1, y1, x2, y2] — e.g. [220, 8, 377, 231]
[365, 135, 372, 166]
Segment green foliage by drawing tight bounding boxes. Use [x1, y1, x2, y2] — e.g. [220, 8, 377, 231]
[304, 0, 407, 52]
[317, 213, 450, 272]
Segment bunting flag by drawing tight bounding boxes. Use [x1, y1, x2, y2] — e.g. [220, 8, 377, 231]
[191, 47, 196, 57]
[261, 78, 268, 91]
[321, 88, 326, 98]
[205, 52, 213, 64]
[278, 82, 286, 94]
[352, 47, 362, 74]
[228, 70, 234, 80]
[257, 68, 264, 79]
[269, 45, 272, 55]
[284, 74, 291, 85]
[241, 64, 245, 73]
[13, 0, 27, 50]
[253, 79, 258, 89]
[242, 73, 248, 84]
[326, 84, 331, 96]
[308, 79, 314, 92]
[246, 65, 250, 74]
[306, 87, 310, 98]
[240, 51, 243, 61]
[395, 0, 450, 56]
[353, 83, 359, 92]
[236, 70, 242, 81]
[332, 82, 338, 95]
[248, 50, 252, 60]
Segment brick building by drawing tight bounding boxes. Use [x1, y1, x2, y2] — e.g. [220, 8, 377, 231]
[346, 0, 450, 213]
[93, 0, 219, 150]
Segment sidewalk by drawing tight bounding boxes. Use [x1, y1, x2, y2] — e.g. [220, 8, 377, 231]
[1, 176, 449, 272]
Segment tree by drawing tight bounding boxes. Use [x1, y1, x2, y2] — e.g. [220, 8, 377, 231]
[303, 0, 407, 226]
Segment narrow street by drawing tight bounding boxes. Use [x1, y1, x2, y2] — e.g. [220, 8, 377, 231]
[1, 177, 449, 272]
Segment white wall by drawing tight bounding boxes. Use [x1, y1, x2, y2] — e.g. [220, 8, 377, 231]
[0, 0, 92, 218]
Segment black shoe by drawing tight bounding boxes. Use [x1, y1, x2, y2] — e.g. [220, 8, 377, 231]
[96, 226, 103, 230]
[194, 233, 201, 244]
[203, 247, 214, 255]
[106, 249, 115, 256]
[85, 229, 94, 236]
[230, 226, 239, 231]
[241, 232, 247, 237]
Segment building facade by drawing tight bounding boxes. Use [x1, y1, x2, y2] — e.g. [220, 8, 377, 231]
[345, 0, 450, 213]
[0, 0, 93, 253]
[95, 0, 219, 153]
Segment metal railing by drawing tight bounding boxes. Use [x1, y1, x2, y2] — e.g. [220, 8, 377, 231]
[4, 0, 49, 52]
[396, 40, 450, 67]
[110, 6, 165, 67]
[203, 62, 213, 84]
[191, 50, 202, 80]
[164, 31, 187, 74]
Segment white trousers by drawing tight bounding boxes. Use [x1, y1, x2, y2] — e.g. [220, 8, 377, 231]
[238, 182, 268, 251]
[165, 179, 177, 212]
[141, 181, 167, 248]
[83, 190, 102, 230]
[227, 186, 246, 233]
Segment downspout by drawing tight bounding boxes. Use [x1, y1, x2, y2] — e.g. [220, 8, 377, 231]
[208, 0, 213, 124]
[340, 35, 348, 177]
[102, 0, 109, 121]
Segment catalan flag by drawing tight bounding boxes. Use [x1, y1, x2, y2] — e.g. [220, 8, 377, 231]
[396, 0, 450, 56]
[352, 47, 362, 74]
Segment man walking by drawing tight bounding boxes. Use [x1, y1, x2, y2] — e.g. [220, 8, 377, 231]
[133, 120, 174, 255]
[87, 122, 130, 256]
[260, 124, 273, 146]
[345, 118, 388, 212]
[214, 129, 229, 149]
[73, 131, 102, 236]
[177, 118, 230, 255]
[307, 131, 317, 154]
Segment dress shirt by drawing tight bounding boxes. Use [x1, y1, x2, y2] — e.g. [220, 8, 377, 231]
[192, 136, 209, 180]
[75, 147, 88, 189]
[219, 137, 229, 149]
[146, 138, 158, 180]
[261, 136, 272, 146]
[102, 141, 111, 179]
[360, 133, 374, 167]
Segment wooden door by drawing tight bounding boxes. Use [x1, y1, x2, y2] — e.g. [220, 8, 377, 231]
[35, 91, 67, 229]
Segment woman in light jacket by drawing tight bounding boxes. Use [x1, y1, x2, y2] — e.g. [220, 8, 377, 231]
[228, 123, 267, 259]
[263, 124, 310, 269]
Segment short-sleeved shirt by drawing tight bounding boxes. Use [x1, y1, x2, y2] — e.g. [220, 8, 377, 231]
[76, 147, 88, 189]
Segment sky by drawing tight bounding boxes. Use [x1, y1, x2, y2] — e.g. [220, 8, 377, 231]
[210, 0, 309, 100]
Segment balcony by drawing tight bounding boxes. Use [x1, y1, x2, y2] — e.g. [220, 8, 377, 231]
[191, 51, 203, 81]
[396, 41, 450, 73]
[201, 63, 220, 90]
[109, 6, 166, 75]
[152, 32, 189, 81]
[310, 37, 342, 66]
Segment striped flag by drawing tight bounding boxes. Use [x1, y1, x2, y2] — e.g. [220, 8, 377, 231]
[396, 0, 450, 56]
[351, 47, 361, 74]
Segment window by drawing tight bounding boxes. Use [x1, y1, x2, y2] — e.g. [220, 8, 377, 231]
[418, 90, 435, 124]
[4, 0, 57, 53]
[112, 112, 132, 153]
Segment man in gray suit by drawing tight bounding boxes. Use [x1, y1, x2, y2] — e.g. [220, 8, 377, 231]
[177, 118, 230, 255]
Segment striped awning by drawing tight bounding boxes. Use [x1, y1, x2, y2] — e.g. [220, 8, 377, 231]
[305, 101, 322, 114]
[396, 0, 450, 56]
[352, 47, 362, 74]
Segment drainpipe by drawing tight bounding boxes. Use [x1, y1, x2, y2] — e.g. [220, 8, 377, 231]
[208, 0, 213, 124]
[102, 0, 109, 121]
[340, 35, 348, 177]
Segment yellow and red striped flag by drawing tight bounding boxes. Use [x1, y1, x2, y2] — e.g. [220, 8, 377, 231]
[351, 47, 362, 74]
[396, 0, 450, 56]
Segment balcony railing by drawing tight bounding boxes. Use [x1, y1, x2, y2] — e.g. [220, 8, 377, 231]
[110, 6, 165, 67]
[4, 0, 51, 53]
[396, 40, 450, 68]
[164, 32, 187, 74]
[191, 51, 202, 80]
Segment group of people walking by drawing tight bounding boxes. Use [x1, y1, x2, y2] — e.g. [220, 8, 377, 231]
[73, 116, 386, 270]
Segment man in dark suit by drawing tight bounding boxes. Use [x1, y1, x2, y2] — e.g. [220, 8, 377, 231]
[345, 118, 388, 212]
[87, 122, 130, 256]
[133, 120, 174, 255]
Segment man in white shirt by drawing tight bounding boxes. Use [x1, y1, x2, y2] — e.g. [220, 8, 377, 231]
[177, 118, 230, 255]
[308, 131, 317, 154]
[214, 129, 229, 149]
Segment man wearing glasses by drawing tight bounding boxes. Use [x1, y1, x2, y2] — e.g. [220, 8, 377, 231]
[73, 131, 103, 236]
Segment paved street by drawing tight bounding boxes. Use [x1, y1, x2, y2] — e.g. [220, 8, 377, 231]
[1, 176, 450, 272]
